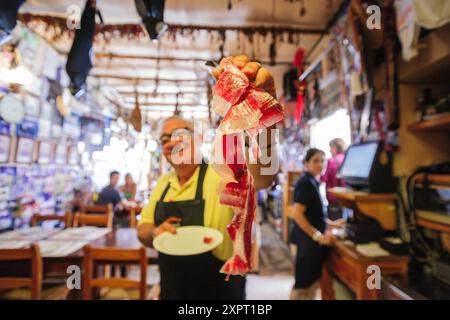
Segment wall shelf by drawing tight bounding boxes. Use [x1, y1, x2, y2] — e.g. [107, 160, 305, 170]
[399, 23, 450, 83]
[414, 175, 450, 233]
[416, 218, 450, 234]
[408, 113, 450, 132]
[327, 187, 398, 231]
[414, 174, 450, 186]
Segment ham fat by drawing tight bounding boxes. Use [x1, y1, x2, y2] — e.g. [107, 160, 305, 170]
[211, 59, 283, 278]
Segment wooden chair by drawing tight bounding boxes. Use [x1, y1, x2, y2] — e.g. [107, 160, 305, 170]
[73, 212, 113, 228]
[81, 204, 113, 215]
[0, 244, 70, 300]
[128, 207, 138, 228]
[31, 212, 71, 228]
[83, 246, 148, 300]
[72, 204, 112, 228]
[0, 244, 42, 299]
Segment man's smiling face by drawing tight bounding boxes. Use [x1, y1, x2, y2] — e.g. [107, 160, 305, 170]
[160, 118, 199, 167]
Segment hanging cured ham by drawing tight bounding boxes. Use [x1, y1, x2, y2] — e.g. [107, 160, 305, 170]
[211, 59, 283, 278]
[65, 0, 102, 97]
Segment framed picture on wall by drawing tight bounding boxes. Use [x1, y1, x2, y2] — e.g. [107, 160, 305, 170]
[55, 143, 67, 165]
[16, 137, 35, 163]
[67, 145, 80, 165]
[38, 141, 53, 164]
[24, 94, 41, 118]
[0, 135, 11, 162]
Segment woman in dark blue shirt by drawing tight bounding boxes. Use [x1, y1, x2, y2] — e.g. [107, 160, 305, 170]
[288, 148, 336, 299]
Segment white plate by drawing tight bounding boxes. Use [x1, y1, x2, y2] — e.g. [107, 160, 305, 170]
[153, 226, 223, 256]
[0, 94, 25, 124]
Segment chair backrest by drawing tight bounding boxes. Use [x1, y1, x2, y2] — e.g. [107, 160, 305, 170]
[83, 245, 147, 300]
[128, 208, 137, 228]
[81, 204, 113, 215]
[73, 212, 113, 228]
[31, 212, 71, 228]
[0, 244, 42, 299]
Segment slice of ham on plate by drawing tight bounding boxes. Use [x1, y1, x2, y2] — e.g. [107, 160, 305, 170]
[153, 226, 223, 256]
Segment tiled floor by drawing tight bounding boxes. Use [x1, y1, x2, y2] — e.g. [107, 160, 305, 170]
[246, 222, 295, 300]
[246, 273, 295, 300]
[246, 223, 353, 300]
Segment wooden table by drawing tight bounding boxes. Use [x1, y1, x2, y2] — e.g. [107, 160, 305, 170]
[44, 228, 158, 266]
[0, 228, 158, 299]
[321, 240, 409, 300]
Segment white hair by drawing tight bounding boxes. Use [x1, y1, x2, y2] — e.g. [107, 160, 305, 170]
[158, 115, 195, 136]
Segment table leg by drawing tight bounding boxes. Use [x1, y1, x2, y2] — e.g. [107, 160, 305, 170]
[321, 263, 336, 300]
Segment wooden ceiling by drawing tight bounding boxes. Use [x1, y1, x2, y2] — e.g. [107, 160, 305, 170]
[19, 0, 345, 118]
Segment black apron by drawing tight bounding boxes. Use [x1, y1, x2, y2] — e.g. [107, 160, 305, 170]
[291, 173, 326, 289]
[154, 162, 245, 300]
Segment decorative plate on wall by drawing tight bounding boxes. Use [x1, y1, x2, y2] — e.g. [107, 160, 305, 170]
[0, 94, 25, 124]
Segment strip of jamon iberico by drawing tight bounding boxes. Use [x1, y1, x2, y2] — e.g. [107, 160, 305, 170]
[211, 59, 284, 278]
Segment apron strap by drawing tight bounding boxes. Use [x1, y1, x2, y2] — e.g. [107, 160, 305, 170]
[158, 161, 208, 202]
[159, 183, 171, 202]
[195, 161, 208, 200]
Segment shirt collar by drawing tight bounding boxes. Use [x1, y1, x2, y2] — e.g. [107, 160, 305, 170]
[305, 171, 320, 185]
[168, 165, 201, 192]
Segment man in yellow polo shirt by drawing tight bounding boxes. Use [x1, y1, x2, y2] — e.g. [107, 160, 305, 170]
[138, 55, 279, 300]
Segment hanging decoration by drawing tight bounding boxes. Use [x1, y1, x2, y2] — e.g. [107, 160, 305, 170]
[130, 81, 142, 132]
[174, 92, 180, 116]
[299, 0, 307, 17]
[19, 13, 321, 48]
[269, 33, 276, 66]
[218, 30, 226, 61]
[227, 0, 244, 11]
[293, 48, 305, 124]
[0, 0, 26, 46]
[283, 0, 307, 17]
[65, 0, 103, 97]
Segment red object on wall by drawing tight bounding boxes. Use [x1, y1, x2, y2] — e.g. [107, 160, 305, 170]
[293, 48, 305, 69]
[295, 94, 304, 124]
[294, 48, 305, 124]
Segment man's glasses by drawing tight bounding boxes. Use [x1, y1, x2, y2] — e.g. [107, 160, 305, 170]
[159, 127, 193, 146]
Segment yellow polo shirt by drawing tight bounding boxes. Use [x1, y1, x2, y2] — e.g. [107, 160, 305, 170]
[139, 165, 234, 261]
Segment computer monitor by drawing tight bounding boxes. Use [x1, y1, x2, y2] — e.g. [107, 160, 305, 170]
[339, 140, 396, 193]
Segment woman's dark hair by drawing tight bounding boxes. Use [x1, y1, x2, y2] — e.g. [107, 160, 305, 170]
[329, 138, 347, 154]
[303, 148, 325, 162]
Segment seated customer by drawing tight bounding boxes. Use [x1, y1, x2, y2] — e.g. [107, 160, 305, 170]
[120, 173, 137, 201]
[97, 171, 135, 227]
[97, 171, 123, 208]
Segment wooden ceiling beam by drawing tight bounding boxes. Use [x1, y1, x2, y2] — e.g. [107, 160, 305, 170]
[95, 52, 207, 63]
[95, 52, 293, 66]
[128, 102, 207, 107]
[104, 83, 208, 89]
[91, 73, 208, 83]
[119, 91, 206, 96]
[167, 23, 323, 34]
[93, 63, 206, 71]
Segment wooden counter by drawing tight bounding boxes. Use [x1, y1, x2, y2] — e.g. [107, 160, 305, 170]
[328, 187, 398, 231]
[321, 240, 409, 300]
[282, 171, 302, 243]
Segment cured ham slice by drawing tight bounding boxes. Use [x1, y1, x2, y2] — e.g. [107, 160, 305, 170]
[211, 59, 284, 277]
[212, 63, 250, 117]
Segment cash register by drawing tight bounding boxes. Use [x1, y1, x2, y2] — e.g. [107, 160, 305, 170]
[338, 140, 397, 193]
[337, 141, 403, 246]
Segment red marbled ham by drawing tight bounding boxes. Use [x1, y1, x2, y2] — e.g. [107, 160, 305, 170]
[211, 59, 283, 277]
